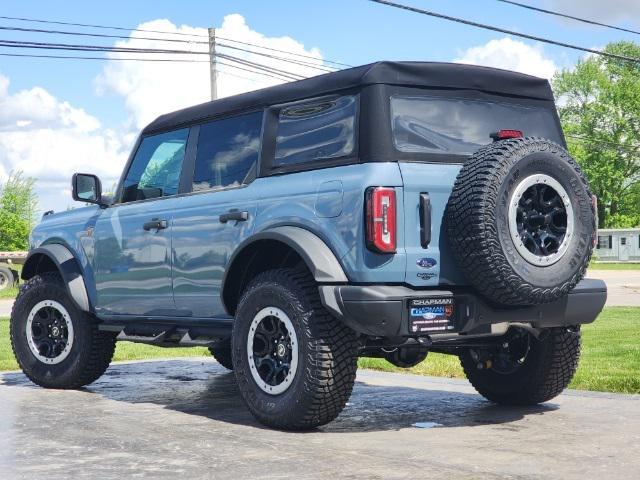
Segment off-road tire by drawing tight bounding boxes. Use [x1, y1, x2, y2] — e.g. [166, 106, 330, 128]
[10, 272, 116, 389]
[232, 267, 358, 430]
[460, 328, 581, 405]
[446, 137, 595, 306]
[209, 338, 233, 370]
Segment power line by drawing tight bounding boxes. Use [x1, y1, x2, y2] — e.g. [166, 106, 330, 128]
[367, 0, 640, 65]
[495, 0, 640, 37]
[217, 52, 305, 80]
[0, 14, 207, 38]
[0, 38, 205, 55]
[0, 24, 209, 44]
[216, 59, 294, 82]
[214, 34, 351, 68]
[0, 51, 208, 62]
[0, 15, 351, 67]
[0, 25, 336, 72]
[217, 42, 336, 72]
[0, 37, 311, 79]
[0, 50, 299, 83]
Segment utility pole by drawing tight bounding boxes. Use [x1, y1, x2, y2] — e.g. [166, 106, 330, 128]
[208, 27, 217, 101]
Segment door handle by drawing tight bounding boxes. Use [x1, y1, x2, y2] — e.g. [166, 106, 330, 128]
[143, 218, 168, 231]
[219, 210, 249, 224]
[419, 193, 431, 248]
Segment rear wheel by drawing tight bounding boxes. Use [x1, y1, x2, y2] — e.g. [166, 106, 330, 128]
[460, 327, 581, 405]
[232, 267, 358, 430]
[10, 272, 116, 389]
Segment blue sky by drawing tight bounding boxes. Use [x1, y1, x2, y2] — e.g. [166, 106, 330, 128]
[0, 0, 638, 212]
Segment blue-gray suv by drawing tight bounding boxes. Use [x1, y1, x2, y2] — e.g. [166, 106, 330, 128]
[10, 62, 607, 430]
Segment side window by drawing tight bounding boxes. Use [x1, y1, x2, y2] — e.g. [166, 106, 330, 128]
[121, 128, 189, 203]
[193, 112, 263, 192]
[274, 95, 357, 167]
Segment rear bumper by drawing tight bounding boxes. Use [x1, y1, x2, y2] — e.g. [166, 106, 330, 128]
[319, 279, 607, 338]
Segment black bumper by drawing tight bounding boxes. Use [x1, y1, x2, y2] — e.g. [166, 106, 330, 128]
[319, 279, 607, 337]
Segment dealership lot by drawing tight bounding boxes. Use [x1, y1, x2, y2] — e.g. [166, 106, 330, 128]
[1, 358, 639, 479]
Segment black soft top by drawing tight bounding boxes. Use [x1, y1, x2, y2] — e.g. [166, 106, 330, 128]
[143, 61, 554, 135]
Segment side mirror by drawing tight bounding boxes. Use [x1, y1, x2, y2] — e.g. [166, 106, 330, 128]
[72, 173, 106, 206]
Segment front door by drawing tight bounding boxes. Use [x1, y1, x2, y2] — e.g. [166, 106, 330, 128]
[93, 128, 190, 316]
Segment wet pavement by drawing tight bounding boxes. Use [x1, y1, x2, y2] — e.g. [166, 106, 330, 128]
[1, 358, 639, 479]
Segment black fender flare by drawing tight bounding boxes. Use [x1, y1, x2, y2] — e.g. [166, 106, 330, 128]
[21, 244, 92, 313]
[221, 226, 349, 312]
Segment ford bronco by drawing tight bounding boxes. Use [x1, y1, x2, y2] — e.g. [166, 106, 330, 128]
[10, 62, 607, 430]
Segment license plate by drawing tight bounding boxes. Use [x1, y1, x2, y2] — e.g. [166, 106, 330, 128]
[408, 297, 456, 333]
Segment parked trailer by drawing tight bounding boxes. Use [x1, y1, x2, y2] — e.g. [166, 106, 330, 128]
[0, 252, 27, 291]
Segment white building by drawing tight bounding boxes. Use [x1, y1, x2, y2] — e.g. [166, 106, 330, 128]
[595, 228, 640, 262]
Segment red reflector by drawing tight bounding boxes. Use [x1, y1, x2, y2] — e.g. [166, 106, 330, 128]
[492, 129, 524, 140]
[366, 187, 397, 253]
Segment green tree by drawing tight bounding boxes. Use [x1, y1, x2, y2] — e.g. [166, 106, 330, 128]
[0, 171, 39, 250]
[553, 41, 640, 228]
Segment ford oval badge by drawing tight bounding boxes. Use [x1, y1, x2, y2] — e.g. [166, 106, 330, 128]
[417, 257, 437, 269]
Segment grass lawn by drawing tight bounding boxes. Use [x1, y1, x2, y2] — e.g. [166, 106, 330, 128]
[589, 262, 640, 270]
[0, 307, 638, 394]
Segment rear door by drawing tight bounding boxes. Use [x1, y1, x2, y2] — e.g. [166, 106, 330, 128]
[171, 112, 262, 318]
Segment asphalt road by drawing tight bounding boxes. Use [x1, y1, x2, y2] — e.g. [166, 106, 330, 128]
[1, 358, 638, 479]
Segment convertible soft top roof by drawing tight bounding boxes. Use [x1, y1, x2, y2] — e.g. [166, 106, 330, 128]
[143, 61, 555, 135]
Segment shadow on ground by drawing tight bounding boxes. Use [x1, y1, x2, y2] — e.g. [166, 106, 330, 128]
[1, 359, 556, 433]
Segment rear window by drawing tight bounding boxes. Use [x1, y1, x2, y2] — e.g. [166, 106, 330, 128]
[274, 95, 357, 167]
[391, 96, 562, 155]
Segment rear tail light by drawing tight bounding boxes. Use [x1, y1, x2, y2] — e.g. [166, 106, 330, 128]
[491, 129, 524, 141]
[366, 187, 397, 253]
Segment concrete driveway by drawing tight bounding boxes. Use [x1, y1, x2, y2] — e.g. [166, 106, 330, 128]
[0, 299, 12, 317]
[1, 358, 639, 479]
[588, 269, 640, 307]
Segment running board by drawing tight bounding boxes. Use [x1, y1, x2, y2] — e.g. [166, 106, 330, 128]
[115, 328, 224, 347]
[99, 317, 233, 348]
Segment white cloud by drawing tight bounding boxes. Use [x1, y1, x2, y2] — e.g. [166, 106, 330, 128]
[547, 0, 640, 25]
[1, 14, 329, 215]
[0, 73, 130, 214]
[95, 14, 329, 129]
[454, 37, 558, 80]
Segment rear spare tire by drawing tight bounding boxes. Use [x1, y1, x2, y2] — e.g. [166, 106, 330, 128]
[446, 137, 595, 306]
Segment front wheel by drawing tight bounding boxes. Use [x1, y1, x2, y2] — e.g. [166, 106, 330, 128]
[232, 267, 358, 430]
[460, 327, 581, 405]
[10, 272, 117, 389]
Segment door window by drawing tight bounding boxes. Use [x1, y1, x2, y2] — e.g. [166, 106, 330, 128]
[121, 128, 189, 203]
[193, 112, 263, 192]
